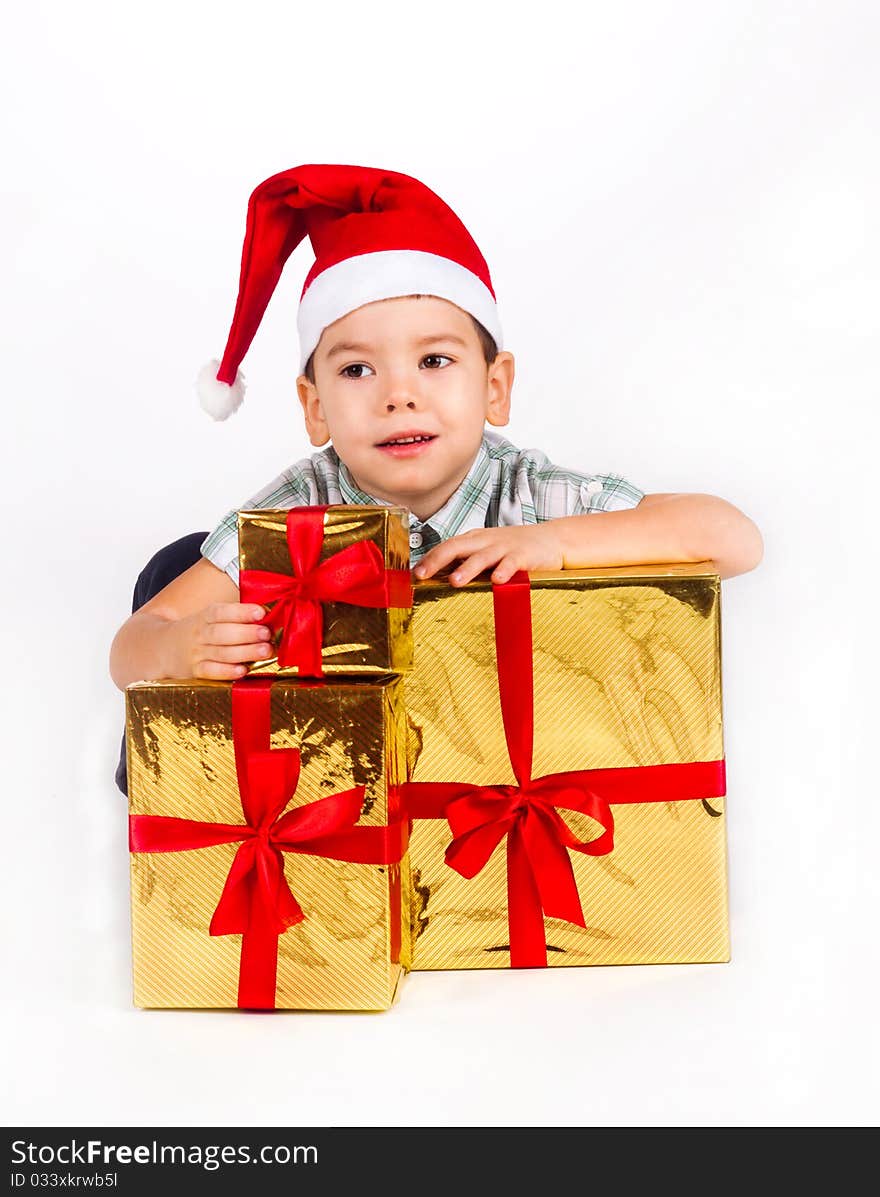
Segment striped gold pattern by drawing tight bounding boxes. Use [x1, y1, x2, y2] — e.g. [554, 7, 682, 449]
[127, 677, 410, 1009]
[239, 506, 413, 676]
[406, 563, 729, 969]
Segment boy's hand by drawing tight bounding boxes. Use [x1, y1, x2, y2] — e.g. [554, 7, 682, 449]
[166, 602, 275, 680]
[413, 525, 565, 586]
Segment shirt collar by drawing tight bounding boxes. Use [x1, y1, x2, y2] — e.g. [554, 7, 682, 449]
[336, 436, 492, 536]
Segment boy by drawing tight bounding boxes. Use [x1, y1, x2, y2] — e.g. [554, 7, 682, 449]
[110, 163, 762, 709]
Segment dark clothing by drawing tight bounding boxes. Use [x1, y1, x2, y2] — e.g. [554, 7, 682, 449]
[114, 532, 208, 796]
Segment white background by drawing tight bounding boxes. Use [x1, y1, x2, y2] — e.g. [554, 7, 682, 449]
[2, 0, 877, 1128]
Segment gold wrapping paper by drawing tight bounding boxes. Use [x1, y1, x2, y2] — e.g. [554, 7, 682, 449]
[405, 563, 728, 969]
[127, 676, 411, 1009]
[239, 505, 413, 676]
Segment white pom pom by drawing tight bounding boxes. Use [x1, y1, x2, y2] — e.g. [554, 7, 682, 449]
[197, 359, 246, 420]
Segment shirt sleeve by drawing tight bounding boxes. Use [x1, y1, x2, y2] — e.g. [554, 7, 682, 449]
[200, 463, 314, 587]
[515, 448, 645, 520]
[569, 471, 646, 514]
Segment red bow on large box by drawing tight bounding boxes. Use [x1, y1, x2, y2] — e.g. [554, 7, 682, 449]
[129, 677, 407, 1008]
[239, 506, 413, 675]
[402, 572, 726, 968]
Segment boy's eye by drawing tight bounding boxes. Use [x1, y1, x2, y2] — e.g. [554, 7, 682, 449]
[340, 355, 452, 378]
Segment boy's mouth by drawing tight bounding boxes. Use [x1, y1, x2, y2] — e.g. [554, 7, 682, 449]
[375, 432, 438, 457]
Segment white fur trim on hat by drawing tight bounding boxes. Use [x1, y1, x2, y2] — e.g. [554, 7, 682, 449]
[197, 359, 246, 420]
[296, 250, 503, 373]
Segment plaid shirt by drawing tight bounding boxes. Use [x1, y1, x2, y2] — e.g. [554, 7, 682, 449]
[200, 428, 645, 585]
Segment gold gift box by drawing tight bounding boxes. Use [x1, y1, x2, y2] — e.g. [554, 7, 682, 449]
[239, 505, 413, 676]
[127, 676, 411, 1009]
[405, 563, 728, 969]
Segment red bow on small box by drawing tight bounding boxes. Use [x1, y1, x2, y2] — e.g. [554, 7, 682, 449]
[130, 677, 407, 1008]
[239, 506, 412, 676]
[402, 573, 726, 968]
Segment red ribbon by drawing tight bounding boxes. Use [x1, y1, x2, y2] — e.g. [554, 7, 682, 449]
[239, 506, 413, 675]
[402, 572, 726, 968]
[130, 677, 407, 1008]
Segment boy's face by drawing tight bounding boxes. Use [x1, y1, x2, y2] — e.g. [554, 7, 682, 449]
[296, 296, 514, 520]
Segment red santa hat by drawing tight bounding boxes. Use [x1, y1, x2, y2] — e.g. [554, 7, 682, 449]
[197, 163, 504, 420]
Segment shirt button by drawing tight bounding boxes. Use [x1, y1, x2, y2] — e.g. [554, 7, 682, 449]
[409, 530, 424, 549]
[584, 479, 603, 495]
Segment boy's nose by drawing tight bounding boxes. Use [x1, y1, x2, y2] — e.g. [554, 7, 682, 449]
[383, 378, 421, 411]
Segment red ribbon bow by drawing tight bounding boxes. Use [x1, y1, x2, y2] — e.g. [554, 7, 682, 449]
[130, 677, 407, 1008]
[239, 506, 413, 675]
[403, 572, 726, 968]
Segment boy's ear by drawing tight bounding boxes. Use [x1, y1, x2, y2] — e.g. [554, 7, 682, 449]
[485, 351, 515, 427]
[296, 375, 331, 446]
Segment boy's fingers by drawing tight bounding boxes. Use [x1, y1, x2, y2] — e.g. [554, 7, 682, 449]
[195, 661, 251, 681]
[490, 557, 520, 584]
[415, 542, 468, 578]
[203, 642, 275, 665]
[449, 550, 502, 587]
[204, 621, 272, 647]
[207, 602, 265, 624]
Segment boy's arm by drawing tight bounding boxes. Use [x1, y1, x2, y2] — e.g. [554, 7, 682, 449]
[414, 493, 764, 585]
[108, 557, 273, 691]
[549, 492, 764, 579]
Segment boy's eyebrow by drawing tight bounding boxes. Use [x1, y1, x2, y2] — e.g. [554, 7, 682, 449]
[325, 333, 469, 359]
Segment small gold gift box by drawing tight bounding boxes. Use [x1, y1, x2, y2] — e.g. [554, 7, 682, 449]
[238, 505, 413, 677]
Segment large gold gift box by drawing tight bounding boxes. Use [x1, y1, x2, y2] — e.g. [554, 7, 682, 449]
[404, 563, 728, 969]
[239, 505, 413, 676]
[127, 676, 410, 1009]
